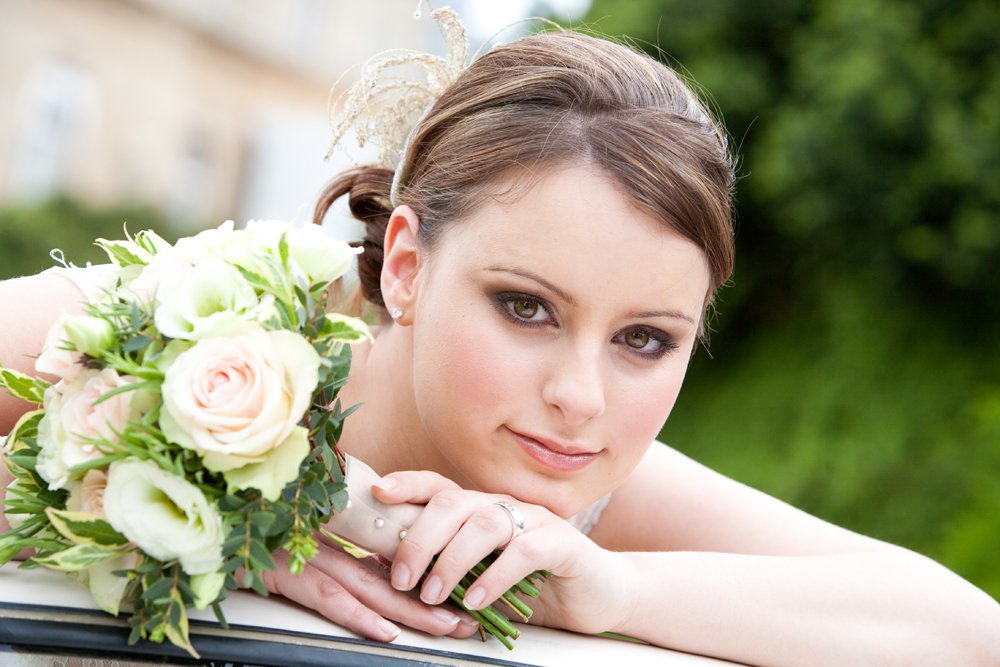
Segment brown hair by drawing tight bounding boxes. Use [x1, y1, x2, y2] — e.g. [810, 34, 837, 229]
[314, 31, 735, 331]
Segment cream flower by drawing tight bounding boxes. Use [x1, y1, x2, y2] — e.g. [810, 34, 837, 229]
[243, 219, 361, 284]
[153, 258, 259, 340]
[34, 313, 109, 380]
[37, 369, 157, 490]
[102, 459, 223, 575]
[158, 322, 319, 499]
[66, 468, 109, 516]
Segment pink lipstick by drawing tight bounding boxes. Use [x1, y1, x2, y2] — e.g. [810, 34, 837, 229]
[506, 428, 599, 473]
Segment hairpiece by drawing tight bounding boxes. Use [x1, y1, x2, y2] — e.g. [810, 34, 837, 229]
[324, 4, 468, 205]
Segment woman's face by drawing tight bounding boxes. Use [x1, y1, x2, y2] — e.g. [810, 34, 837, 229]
[407, 165, 711, 517]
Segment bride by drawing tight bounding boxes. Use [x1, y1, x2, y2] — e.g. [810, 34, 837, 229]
[2, 18, 998, 667]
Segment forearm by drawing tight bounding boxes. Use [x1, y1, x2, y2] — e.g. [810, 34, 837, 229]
[611, 549, 1000, 667]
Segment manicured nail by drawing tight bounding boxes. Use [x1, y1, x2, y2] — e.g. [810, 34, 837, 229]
[391, 562, 410, 590]
[458, 616, 480, 631]
[463, 586, 485, 610]
[373, 477, 396, 491]
[430, 606, 461, 627]
[420, 575, 443, 604]
[377, 618, 401, 640]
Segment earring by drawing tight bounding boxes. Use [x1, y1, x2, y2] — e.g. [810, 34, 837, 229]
[390, 307, 403, 320]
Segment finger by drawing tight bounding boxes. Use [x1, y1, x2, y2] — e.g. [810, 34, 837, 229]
[372, 469, 461, 504]
[260, 556, 401, 643]
[389, 488, 483, 592]
[418, 501, 522, 606]
[307, 546, 467, 637]
[461, 530, 566, 613]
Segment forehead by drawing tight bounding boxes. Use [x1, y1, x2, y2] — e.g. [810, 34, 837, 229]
[435, 165, 711, 316]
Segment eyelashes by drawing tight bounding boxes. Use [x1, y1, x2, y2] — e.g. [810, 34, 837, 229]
[491, 291, 679, 360]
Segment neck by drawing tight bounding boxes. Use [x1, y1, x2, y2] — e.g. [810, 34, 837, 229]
[337, 325, 471, 486]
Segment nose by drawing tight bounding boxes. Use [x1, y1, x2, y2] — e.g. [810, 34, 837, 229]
[541, 340, 606, 428]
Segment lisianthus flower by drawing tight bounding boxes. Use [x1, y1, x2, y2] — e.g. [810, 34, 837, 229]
[242, 219, 362, 284]
[153, 258, 260, 340]
[102, 458, 223, 575]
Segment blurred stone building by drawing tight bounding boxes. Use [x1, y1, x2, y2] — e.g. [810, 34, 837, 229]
[0, 0, 442, 230]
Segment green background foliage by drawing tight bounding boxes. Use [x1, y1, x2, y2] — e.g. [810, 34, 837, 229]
[0, 197, 173, 279]
[581, 0, 1000, 597]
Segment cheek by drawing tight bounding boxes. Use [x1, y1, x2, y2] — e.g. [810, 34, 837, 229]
[611, 364, 687, 456]
[413, 308, 518, 422]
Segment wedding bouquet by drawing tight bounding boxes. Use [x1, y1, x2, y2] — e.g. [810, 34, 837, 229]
[0, 221, 542, 656]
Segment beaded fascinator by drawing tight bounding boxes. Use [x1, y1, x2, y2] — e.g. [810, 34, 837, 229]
[323, 5, 468, 205]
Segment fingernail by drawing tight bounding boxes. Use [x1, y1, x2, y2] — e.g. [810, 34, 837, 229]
[463, 586, 485, 610]
[420, 575, 443, 604]
[459, 616, 480, 631]
[373, 477, 396, 491]
[377, 618, 401, 641]
[430, 606, 461, 628]
[391, 562, 410, 590]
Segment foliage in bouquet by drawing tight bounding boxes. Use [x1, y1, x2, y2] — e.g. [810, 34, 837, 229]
[0, 221, 371, 656]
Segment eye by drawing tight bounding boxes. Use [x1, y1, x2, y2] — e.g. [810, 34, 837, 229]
[613, 326, 678, 359]
[494, 292, 553, 326]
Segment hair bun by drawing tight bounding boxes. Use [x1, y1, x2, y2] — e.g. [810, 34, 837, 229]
[313, 165, 394, 309]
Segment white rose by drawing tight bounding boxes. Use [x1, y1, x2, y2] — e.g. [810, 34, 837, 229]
[102, 459, 223, 575]
[37, 369, 158, 490]
[153, 258, 259, 340]
[244, 219, 361, 284]
[66, 468, 109, 516]
[158, 322, 319, 500]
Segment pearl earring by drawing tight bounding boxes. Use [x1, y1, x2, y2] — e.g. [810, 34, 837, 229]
[390, 307, 403, 320]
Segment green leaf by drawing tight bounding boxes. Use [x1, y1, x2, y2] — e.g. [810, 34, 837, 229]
[162, 596, 198, 658]
[278, 232, 290, 269]
[95, 239, 146, 267]
[123, 334, 152, 353]
[32, 543, 128, 572]
[250, 511, 277, 534]
[247, 539, 275, 571]
[92, 380, 159, 406]
[45, 509, 128, 546]
[0, 369, 49, 404]
[141, 577, 174, 602]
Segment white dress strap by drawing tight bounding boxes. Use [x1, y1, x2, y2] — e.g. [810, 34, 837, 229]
[567, 493, 612, 535]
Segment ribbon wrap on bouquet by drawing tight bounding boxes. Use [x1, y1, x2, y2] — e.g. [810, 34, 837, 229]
[324, 455, 423, 561]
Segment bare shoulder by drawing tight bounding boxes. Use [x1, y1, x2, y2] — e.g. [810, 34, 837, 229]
[587, 442, 898, 556]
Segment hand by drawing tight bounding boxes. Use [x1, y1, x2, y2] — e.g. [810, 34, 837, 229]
[372, 470, 633, 636]
[252, 538, 481, 642]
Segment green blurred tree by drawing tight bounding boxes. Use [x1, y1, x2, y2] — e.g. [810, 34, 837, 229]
[585, 0, 1000, 330]
[0, 197, 175, 280]
[582, 0, 1000, 597]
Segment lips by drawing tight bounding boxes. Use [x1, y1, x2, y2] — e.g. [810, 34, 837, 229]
[506, 427, 600, 473]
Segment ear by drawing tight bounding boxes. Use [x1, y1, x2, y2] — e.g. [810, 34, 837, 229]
[380, 205, 422, 325]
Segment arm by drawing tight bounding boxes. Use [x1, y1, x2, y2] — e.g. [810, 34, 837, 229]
[376, 445, 1000, 665]
[587, 444, 1000, 666]
[1, 271, 90, 534]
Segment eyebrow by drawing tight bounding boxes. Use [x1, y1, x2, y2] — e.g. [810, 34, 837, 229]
[482, 265, 696, 325]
